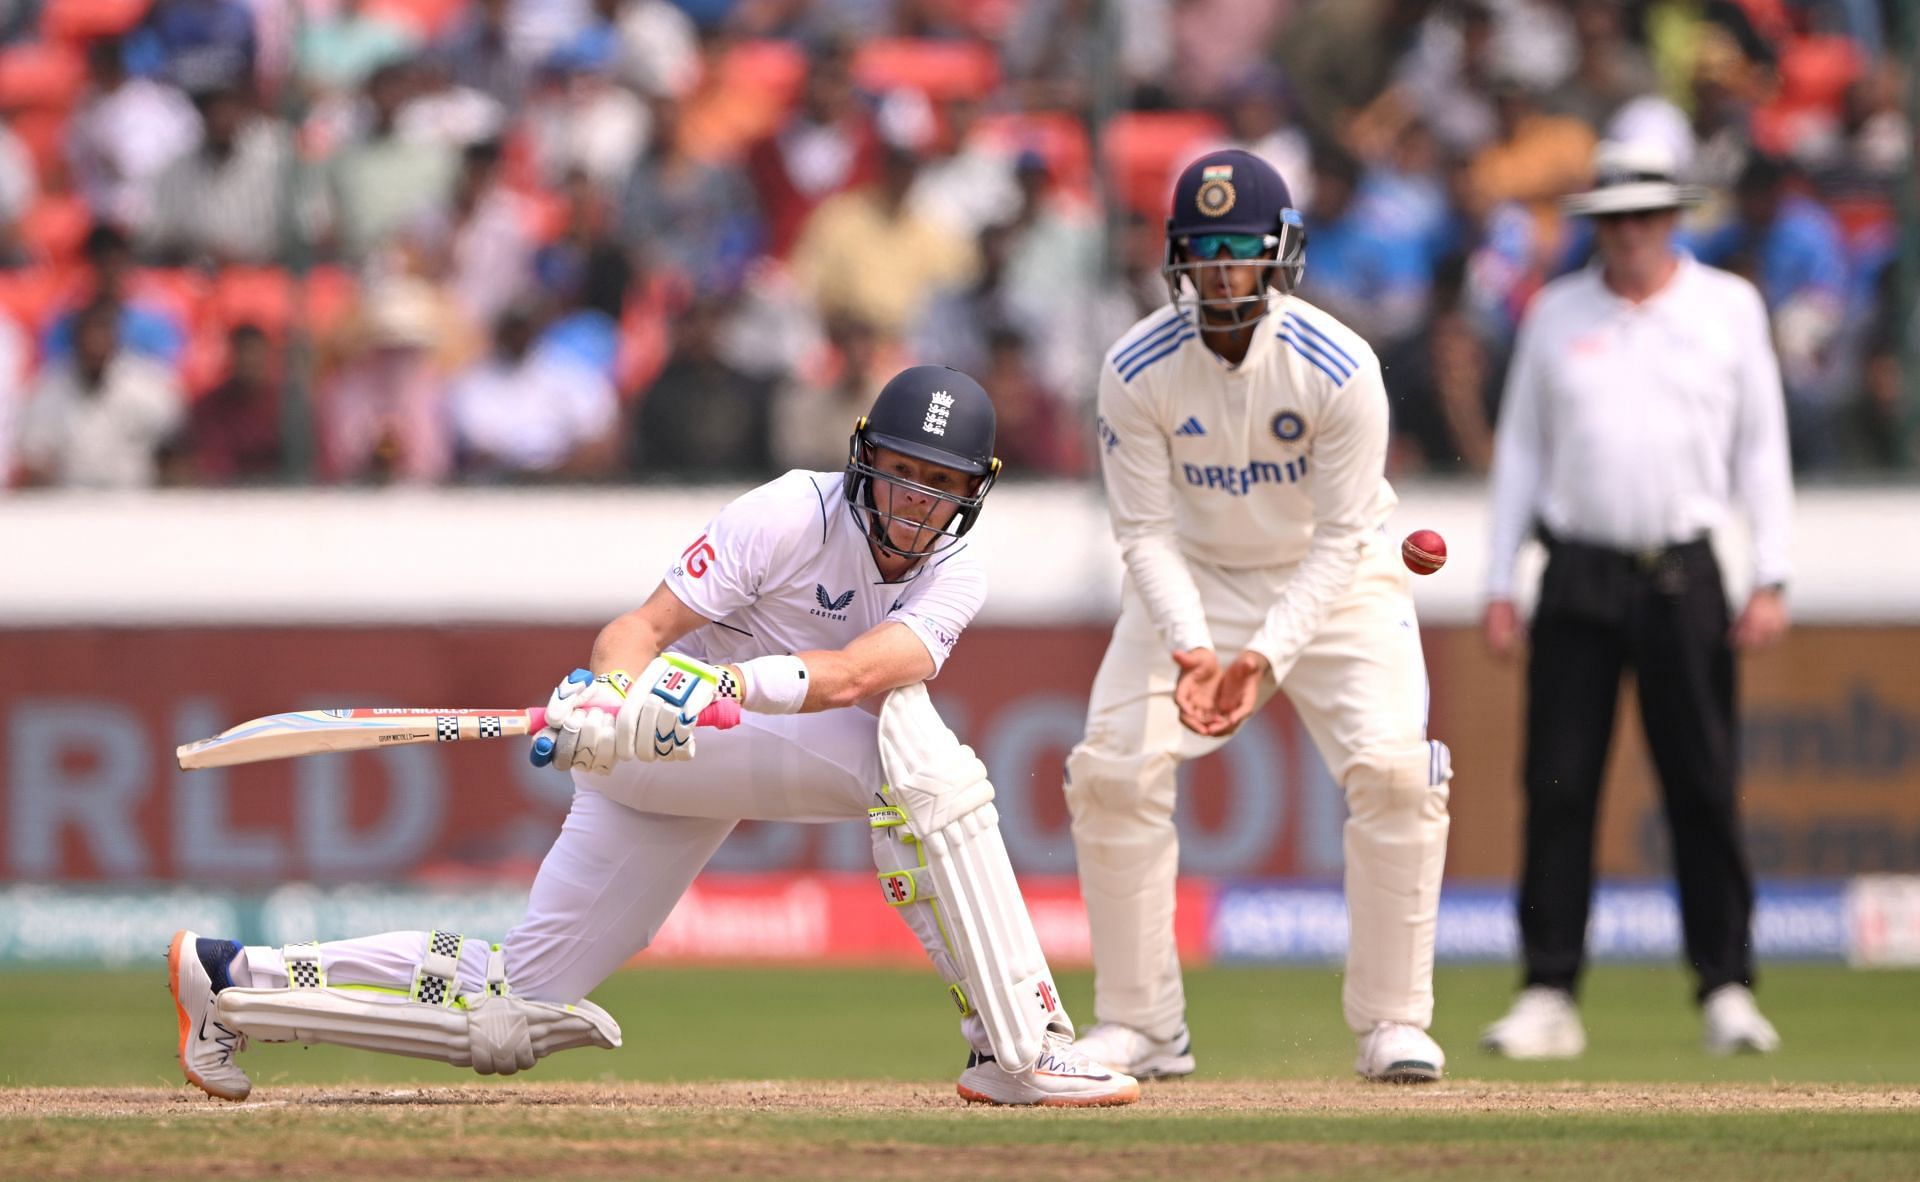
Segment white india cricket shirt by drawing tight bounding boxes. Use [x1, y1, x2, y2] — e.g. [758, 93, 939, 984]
[663, 470, 986, 676]
[1095, 294, 1398, 668]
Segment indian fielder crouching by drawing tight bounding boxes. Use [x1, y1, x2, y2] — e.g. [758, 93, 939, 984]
[1067, 150, 1452, 1083]
[167, 366, 1139, 1108]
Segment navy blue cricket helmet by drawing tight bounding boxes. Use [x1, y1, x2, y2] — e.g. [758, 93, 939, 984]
[844, 365, 1001, 560]
[1162, 148, 1307, 331]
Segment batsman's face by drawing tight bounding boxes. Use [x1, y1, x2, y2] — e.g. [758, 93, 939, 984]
[872, 447, 972, 549]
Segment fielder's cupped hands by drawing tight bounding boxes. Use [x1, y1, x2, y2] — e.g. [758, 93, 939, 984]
[1172, 648, 1223, 734]
[1203, 650, 1269, 736]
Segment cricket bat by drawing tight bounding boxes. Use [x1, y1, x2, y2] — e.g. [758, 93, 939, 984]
[176, 700, 743, 771]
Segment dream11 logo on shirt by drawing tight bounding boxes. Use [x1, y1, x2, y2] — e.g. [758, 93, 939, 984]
[677, 534, 717, 578]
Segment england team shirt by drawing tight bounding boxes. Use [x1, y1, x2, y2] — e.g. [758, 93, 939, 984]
[1095, 294, 1399, 670]
[663, 470, 986, 677]
[1485, 254, 1794, 598]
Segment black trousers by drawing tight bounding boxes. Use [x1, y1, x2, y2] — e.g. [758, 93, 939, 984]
[1518, 533, 1756, 1001]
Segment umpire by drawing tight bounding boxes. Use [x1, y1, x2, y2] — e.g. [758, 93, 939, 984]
[1480, 141, 1794, 1059]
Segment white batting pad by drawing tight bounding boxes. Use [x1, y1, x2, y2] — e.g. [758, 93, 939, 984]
[215, 987, 621, 1075]
[877, 683, 1066, 1071]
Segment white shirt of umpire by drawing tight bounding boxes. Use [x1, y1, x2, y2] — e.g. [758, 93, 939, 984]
[1485, 254, 1794, 599]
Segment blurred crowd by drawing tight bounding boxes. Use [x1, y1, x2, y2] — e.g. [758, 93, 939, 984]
[0, 0, 1912, 490]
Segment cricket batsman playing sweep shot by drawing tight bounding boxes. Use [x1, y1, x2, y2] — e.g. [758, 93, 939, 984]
[167, 365, 1139, 1108]
[1067, 150, 1453, 1083]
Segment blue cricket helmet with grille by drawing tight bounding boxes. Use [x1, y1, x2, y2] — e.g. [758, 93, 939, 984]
[1163, 148, 1307, 331]
[843, 365, 1001, 559]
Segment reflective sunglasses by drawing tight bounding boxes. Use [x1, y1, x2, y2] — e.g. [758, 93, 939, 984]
[1183, 233, 1275, 260]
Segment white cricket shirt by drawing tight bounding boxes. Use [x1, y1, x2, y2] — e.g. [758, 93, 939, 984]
[1095, 294, 1398, 671]
[1485, 255, 1794, 597]
[663, 470, 986, 676]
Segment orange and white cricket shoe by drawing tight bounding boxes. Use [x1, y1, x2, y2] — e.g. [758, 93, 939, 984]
[955, 1029, 1140, 1107]
[168, 929, 252, 1101]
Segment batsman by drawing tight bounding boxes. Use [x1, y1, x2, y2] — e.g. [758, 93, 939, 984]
[168, 366, 1138, 1107]
[1068, 151, 1452, 1082]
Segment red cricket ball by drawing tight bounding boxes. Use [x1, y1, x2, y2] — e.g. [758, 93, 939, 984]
[1402, 529, 1448, 575]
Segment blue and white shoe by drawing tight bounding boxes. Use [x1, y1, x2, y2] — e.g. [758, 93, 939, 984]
[956, 1029, 1140, 1107]
[168, 930, 251, 1101]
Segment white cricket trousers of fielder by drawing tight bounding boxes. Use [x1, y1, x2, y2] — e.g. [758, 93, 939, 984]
[240, 709, 990, 1048]
[1064, 533, 1452, 1038]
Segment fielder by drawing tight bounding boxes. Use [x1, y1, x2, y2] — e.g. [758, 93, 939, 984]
[1068, 150, 1451, 1082]
[168, 366, 1138, 1107]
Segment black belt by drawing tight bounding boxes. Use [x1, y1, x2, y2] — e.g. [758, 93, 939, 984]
[1537, 525, 1713, 574]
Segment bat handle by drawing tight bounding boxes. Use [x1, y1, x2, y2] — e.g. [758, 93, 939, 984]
[528, 698, 743, 767]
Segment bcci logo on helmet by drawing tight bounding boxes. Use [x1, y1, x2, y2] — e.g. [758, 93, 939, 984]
[1196, 164, 1236, 218]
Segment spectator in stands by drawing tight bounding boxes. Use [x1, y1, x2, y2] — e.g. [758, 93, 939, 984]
[631, 295, 772, 482]
[316, 276, 457, 485]
[523, 36, 651, 199]
[1002, 0, 1100, 116]
[909, 94, 1021, 240]
[407, 139, 534, 330]
[1548, 0, 1659, 129]
[1380, 253, 1497, 474]
[532, 167, 630, 382]
[144, 81, 293, 266]
[620, 97, 764, 297]
[999, 150, 1104, 397]
[297, 0, 419, 95]
[433, 0, 524, 107]
[1466, 78, 1596, 245]
[16, 298, 185, 489]
[0, 121, 35, 268]
[45, 224, 187, 368]
[173, 322, 284, 485]
[1295, 148, 1431, 349]
[397, 55, 508, 149]
[601, 0, 701, 100]
[1692, 154, 1849, 471]
[1224, 65, 1314, 214]
[979, 323, 1082, 478]
[451, 303, 619, 482]
[772, 312, 891, 472]
[790, 139, 976, 341]
[326, 61, 457, 262]
[914, 220, 1018, 382]
[131, 0, 259, 94]
[1277, 0, 1434, 148]
[67, 36, 203, 232]
[1857, 262, 1917, 469]
[1353, 0, 1499, 160]
[744, 40, 877, 259]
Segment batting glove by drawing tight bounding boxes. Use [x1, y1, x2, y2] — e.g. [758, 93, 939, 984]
[539, 668, 635, 774]
[628, 653, 721, 762]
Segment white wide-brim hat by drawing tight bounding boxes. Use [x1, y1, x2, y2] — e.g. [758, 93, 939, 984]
[1562, 140, 1705, 216]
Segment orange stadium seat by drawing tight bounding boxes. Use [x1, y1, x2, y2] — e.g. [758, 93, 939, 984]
[1776, 35, 1860, 111]
[0, 267, 68, 333]
[8, 110, 68, 186]
[362, 0, 466, 39]
[1100, 110, 1227, 220]
[0, 41, 87, 112]
[674, 39, 808, 162]
[302, 267, 359, 337]
[852, 38, 999, 102]
[210, 267, 296, 337]
[17, 192, 90, 263]
[40, 0, 152, 40]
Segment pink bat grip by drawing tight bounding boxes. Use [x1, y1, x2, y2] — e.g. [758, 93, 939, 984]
[526, 699, 741, 732]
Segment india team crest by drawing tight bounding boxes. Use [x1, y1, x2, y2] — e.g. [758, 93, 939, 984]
[1196, 174, 1236, 218]
[1272, 410, 1306, 442]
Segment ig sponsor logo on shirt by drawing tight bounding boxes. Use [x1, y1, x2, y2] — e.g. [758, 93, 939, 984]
[680, 534, 716, 578]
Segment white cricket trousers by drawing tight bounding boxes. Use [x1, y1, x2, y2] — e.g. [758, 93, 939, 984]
[241, 708, 986, 1046]
[1064, 533, 1451, 1038]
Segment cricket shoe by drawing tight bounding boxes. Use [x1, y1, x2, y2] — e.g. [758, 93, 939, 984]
[1702, 985, 1780, 1055]
[1480, 986, 1586, 1059]
[1072, 1021, 1196, 1080]
[168, 930, 251, 1101]
[1355, 1021, 1445, 1083]
[956, 1030, 1141, 1107]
